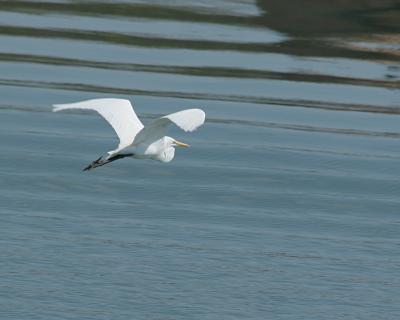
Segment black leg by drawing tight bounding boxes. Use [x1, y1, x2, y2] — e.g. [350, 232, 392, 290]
[83, 154, 134, 171]
[107, 153, 134, 163]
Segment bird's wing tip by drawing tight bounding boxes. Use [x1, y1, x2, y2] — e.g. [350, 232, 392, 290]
[193, 108, 206, 120]
[195, 108, 206, 125]
[52, 104, 60, 112]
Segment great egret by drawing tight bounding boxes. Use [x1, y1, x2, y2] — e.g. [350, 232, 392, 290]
[53, 98, 205, 170]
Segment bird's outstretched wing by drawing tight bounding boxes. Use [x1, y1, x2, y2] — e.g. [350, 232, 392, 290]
[134, 108, 205, 145]
[53, 98, 144, 150]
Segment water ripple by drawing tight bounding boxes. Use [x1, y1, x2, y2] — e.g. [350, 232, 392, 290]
[1, 78, 399, 114]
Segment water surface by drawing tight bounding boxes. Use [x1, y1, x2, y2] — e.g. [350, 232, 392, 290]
[0, 1, 399, 319]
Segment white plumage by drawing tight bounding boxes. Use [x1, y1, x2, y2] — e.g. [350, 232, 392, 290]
[134, 109, 206, 146]
[53, 98, 205, 170]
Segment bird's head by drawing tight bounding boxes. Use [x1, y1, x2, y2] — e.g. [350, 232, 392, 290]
[159, 136, 189, 162]
[165, 136, 190, 149]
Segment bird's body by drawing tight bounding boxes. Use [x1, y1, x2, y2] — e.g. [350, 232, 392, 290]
[53, 98, 205, 170]
[121, 136, 175, 162]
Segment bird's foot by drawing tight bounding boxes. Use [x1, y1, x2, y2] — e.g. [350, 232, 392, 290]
[83, 156, 107, 171]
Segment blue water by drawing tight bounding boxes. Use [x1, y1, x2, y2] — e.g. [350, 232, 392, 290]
[1, 1, 400, 319]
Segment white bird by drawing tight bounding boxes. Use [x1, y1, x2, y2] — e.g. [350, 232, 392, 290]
[53, 98, 205, 171]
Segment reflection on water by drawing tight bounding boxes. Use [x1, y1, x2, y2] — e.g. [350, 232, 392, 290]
[257, 0, 400, 62]
[258, 0, 399, 35]
[0, 1, 399, 319]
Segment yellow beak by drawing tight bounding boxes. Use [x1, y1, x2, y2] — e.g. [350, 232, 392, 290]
[174, 140, 190, 148]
